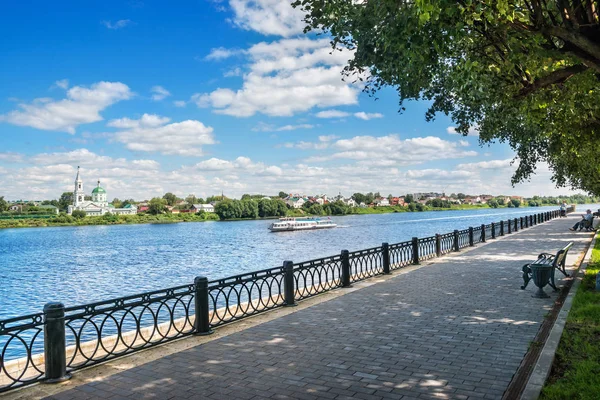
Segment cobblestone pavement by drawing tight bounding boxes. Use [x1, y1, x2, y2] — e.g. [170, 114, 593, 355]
[44, 215, 593, 400]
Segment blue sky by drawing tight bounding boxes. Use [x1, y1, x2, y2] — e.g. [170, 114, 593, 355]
[0, 0, 577, 201]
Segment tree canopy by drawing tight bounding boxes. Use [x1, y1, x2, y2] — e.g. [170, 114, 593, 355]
[293, 0, 600, 194]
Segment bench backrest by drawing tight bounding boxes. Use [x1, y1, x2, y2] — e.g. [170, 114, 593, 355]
[553, 242, 574, 269]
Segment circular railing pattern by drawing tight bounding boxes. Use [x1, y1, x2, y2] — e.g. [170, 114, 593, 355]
[438, 233, 454, 255]
[294, 256, 342, 301]
[0, 314, 45, 393]
[63, 284, 194, 371]
[208, 268, 285, 327]
[457, 229, 470, 249]
[418, 236, 437, 260]
[389, 241, 412, 270]
[348, 246, 384, 282]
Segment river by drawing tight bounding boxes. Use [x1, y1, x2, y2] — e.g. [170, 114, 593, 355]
[0, 205, 593, 320]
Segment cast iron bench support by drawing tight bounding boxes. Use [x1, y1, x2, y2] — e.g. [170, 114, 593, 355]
[521, 242, 573, 295]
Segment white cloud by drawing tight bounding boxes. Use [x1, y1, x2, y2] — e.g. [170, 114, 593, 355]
[173, 100, 187, 107]
[284, 135, 339, 150]
[150, 86, 171, 101]
[0, 152, 24, 163]
[192, 38, 359, 117]
[456, 159, 514, 170]
[229, 0, 305, 37]
[252, 122, 314, 132]
[102, 19, 133, 30]
[354, 112, 383, 120]
[447, 125, 479, 136]
[109, 114, 216, 156]
[316, 110, 350, 119]
[224, 67, 243, 77]
[301, 135, 478, 165]
[205, 47, 242, 61]
[54, 79, 69, 90]
[0, 81, 133, 134]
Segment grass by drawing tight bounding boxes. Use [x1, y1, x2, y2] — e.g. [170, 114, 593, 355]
[540, 233, 600, 400]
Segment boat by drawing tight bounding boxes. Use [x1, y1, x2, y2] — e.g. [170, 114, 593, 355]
[268, 217, 337, 232]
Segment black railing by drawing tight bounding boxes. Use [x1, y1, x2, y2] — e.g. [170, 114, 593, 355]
[0, 209, 567, 392]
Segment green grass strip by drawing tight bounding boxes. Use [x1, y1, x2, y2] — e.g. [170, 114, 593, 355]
[541, 233, 600, 400]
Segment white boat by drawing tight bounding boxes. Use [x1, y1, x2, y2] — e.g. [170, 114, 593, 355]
[268, 217, 337, 232]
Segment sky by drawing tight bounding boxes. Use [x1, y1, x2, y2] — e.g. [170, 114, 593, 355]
[0, 0, 580, 201]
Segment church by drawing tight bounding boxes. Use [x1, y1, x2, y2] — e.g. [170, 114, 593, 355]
[67, 167, 137, 216]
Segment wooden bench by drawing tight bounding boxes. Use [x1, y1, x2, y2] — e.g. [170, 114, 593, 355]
[521, 242, 573, 291]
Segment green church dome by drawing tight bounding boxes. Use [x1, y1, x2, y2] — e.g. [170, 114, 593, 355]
[92, 181, 106, 194]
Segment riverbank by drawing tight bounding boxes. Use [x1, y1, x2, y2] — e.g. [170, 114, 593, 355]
[0, 212, 220, 229]
[0, 203, 563, 229]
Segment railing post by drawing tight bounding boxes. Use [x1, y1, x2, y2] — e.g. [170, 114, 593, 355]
[481, 224, 486, 242]
[500, 220, 504, 236]
[283, 261, 297, 306]
[469, 227, 474, 246]
[435, 234, 442, 257]
[43, 302, 71, 383]
[412, 237, 420, 265]
[194, 276, 214, 335]
[341, 250, 351, 287]
[491, 222, 496, 239]
[453, 230, 459, 251]
[382, 243, 391, 274]
[514, 218, 518, 232]
[508, 219, 512, 234]
[520, 217, 524, 229]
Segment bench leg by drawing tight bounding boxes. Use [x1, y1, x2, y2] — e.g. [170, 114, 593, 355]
[521, 264, 532, 290]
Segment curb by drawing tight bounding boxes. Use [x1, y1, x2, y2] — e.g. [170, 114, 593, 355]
[520, 232, 597, 399]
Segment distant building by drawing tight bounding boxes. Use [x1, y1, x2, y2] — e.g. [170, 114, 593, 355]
[191, 204, 215, 213]
[375, 198, 390, 207]
[67, 167, 137, 216]
[286, 197, 306, 209]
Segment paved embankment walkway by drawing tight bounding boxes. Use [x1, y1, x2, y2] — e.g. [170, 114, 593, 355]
[18, 215, 598, 399]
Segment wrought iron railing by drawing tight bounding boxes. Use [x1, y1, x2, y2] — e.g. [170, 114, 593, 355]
[208, 267, 286, 327]
[389, 240, 412, 270]
[0, 209, 564, 392]
[63, 283, 195, 372]
[418, 236, 437, 260]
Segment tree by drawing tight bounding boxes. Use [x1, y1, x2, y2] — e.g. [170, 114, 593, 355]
[278, 191, 288, 199]
[112, 198, 123, 208]
[404, 194, 414, 204]
[294, 0, 600, 194]
[162, 192, 178, 206]
[185, 195, 198, 205]
[148, 197, 167, 215]
[71, 210, 87, 219]
[457, 193, 466, 200]
[487, 199, 499, 208]
[58, 192, 73, 211]
[352, 193, 366, 204]
[0, 196, 7, 212]
[511, 199, 521, 208]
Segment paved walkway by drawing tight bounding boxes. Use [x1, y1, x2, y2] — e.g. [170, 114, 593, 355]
[44, 215, 593, 400]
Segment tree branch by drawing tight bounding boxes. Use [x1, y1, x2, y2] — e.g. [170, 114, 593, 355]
[515, 64, 588, 98]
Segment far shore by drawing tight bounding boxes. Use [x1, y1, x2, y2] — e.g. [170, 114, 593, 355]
[0, 203, 568, 230]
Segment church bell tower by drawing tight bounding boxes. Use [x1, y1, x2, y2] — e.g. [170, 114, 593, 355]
[74, 166, 84, 207]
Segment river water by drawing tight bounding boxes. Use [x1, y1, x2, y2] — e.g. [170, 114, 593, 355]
[0, 205, 590, 320]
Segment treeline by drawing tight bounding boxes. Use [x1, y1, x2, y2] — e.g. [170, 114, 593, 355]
[302, 200, 352, 216]
[215, 199, 288, 220]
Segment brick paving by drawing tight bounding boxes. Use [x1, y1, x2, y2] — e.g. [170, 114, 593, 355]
[44, 215, 593, 400]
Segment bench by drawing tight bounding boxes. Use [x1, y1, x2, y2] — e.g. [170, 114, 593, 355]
[521, 242, 573, 292]
[579, 216, 596, 231]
